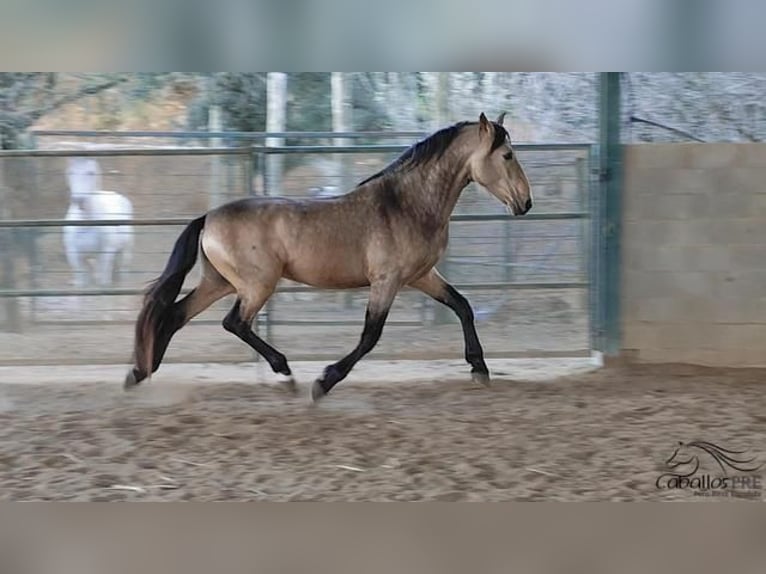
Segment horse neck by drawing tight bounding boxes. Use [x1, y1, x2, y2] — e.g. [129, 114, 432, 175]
[71, 192, 98, 218]
[397, 149, 471, 228]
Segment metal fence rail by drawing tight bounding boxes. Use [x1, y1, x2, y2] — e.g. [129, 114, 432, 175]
[0, 211, 589, 229]
[0, 147, 252, 157]
[0, 211, 589, 300]
[31, 129, 429, 141]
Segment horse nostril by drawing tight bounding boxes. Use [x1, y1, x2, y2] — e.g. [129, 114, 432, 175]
[524, 198, 533, 212]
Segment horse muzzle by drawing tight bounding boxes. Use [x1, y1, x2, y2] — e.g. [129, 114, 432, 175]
[507, 197, 532, 216]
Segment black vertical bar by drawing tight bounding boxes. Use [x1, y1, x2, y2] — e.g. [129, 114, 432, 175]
[598, 72, 624, 356]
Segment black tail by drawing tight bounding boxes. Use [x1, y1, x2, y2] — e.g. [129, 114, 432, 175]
[132, 215, 206, 377]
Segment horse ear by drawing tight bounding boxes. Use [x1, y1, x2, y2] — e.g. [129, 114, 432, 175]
[496, 112, 507, 126]
[479, 112, 492, 137]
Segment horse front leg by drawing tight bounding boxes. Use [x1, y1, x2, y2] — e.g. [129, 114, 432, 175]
[65, 249, 87, 311]
[96, 250, 118, 288]
[311, 277, 400, 402]
[409, 268, 490, 386]
[64, 231, 86, 289]
[113, 228, 133, 286]
[72, 262, 88, 289]
[111, 249, 129, 286]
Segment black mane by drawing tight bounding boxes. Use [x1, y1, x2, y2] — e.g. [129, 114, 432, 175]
[358, 120, 508, 186]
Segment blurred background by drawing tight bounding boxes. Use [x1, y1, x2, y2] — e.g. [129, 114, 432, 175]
[0, 72, 764, 367]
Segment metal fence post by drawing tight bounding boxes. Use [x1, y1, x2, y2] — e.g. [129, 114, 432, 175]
[588, 146, 600, 354]
[598, 72, 624, 356]
[0, 155, 22, 333]
[0, 231, 22, 333]
[504, 209, 514, 285]
[576, 156, 587, 282]
[244, 146, 254, 197]
[208, 106, 223, 209]
[434, 249, 454, 324]
[242, 148, 260, 363]
[259, 147, 274, 349]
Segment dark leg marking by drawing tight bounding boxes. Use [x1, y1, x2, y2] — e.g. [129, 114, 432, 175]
[222, 299, 296, 393]
[438, 283, 490, 385]
[311, 307, 390, 401]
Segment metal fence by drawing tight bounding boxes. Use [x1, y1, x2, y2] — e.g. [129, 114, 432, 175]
[0, 134, 595, 366]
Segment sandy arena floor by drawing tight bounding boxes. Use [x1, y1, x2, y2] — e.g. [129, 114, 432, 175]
[0, 359, 763, 501]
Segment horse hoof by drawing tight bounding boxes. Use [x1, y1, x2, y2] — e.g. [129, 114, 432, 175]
[278, 374, 298, 395]
[311, 380, 326, 403]
[123, 370, 140, 390]
[471, 370, 491, 388]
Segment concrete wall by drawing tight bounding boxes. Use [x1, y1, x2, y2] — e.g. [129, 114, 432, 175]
[621, 143, 766, 366]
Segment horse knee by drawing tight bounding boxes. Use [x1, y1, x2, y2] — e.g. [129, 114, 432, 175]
[222, 310, 243, 334]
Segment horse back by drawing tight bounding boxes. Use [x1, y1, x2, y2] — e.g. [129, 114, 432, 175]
[88, 191, 134, 219]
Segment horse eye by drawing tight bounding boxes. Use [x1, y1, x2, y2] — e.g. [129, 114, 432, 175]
[503, 151, 513, 160]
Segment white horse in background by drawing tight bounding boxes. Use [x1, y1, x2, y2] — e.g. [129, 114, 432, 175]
[63, 157, 134, 288]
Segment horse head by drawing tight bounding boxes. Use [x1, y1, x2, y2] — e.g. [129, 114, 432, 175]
[66, 157, 103, 205]
[664, 442, 700, 477]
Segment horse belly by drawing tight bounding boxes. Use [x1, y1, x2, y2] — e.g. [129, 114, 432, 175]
[91, 193, 133, 252]
[283, 245, 369, 289]
[99, 225, 133, 251]
[64, 224, 100, 252]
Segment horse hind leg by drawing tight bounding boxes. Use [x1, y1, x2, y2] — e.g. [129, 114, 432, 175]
[222, 283, 297, 394]
[111, 246, 131, 286]
[67, 252, 88, 290]
[66, 253, 88, 312]
[96, 249, 118, 287]
[111, 251, 122, 286]
[114, 230, 134, 286]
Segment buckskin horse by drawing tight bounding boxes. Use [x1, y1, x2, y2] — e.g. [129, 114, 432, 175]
[125, 113, 532, 401]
